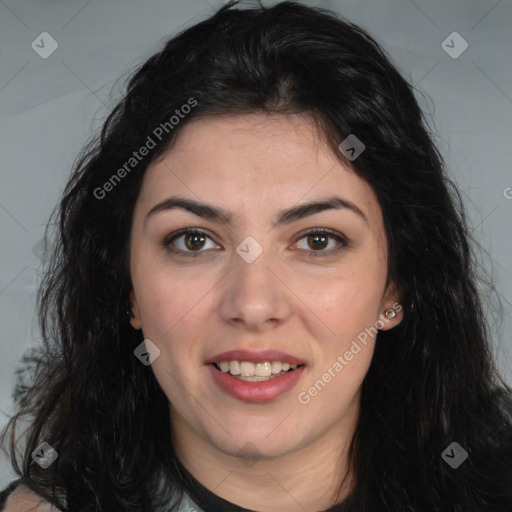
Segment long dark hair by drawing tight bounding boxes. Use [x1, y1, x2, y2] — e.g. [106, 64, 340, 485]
[1, 2, 511, 511]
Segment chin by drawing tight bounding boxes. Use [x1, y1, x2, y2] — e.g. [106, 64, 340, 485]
[211, 427, 305, 461]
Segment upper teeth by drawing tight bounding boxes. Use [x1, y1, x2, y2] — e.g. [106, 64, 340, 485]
[217, 361, 298, 377]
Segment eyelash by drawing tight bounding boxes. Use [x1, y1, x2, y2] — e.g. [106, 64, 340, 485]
[161, 228, 348, 259]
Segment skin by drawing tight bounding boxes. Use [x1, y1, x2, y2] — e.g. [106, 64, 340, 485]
[5, 486, 59, 511]
[128, 113, 403, 512]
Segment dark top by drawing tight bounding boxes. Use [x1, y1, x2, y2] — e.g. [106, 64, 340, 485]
[0, 471, 348, 511]
[0, 472, 348, 512]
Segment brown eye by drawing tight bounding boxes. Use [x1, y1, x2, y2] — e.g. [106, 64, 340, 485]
[162, 228, 348, 259]
[306, 233, 328, 250]
[183, 232, 207, 251]
[163, 229, 219, 257]
[295, 230, 348, 258]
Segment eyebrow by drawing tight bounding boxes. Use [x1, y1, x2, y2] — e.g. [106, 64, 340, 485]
[144, 195, 368, 228]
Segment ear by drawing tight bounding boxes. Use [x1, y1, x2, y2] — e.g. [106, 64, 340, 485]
[377, 280, 404, 331]
[128, 290, 142, 330]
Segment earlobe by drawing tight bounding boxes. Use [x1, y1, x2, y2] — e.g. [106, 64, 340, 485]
[379, 281, 404, 330]
[128, 290, 142, 330]
[376, 302, 403, 331]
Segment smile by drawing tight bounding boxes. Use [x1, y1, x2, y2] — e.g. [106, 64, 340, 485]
[214, 360, 299, 381]
[208, 362, 306, 403]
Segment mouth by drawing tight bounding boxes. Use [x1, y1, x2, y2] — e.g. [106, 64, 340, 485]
[211, 361, 305, 382]
[206, 359, 307, 403]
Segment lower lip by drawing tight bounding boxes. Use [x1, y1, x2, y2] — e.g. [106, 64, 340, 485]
[207, 364, 306, 403]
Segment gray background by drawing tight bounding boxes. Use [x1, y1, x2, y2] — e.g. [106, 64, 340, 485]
[1, 0, 511, 488]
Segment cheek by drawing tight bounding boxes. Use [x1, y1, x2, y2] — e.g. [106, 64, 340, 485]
[133, 261, 210, 339]
[296, 256, 386, 334]
[133, 268, 214, 398]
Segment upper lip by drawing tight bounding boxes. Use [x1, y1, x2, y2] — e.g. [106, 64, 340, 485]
[207, 350, 306, 366]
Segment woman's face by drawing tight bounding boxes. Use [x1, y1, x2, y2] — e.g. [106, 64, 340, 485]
[128, 113, 402, 461]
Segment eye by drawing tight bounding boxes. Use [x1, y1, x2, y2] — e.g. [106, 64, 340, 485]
[162, 229, 219, 257]
[162, 228, 348, 258]
[294, 229, 348, 258]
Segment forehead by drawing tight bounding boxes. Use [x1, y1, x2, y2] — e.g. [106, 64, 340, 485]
[137, 113, 382, 231]
[156, 113, 337, 180]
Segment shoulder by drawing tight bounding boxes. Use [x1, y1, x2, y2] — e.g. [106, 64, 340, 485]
[3, 485, 61, 512]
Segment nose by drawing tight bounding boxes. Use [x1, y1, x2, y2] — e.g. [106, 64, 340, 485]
[217, 244, 293, 332]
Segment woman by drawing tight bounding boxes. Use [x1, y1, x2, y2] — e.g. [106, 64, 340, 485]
[1, 1, 511, 511]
